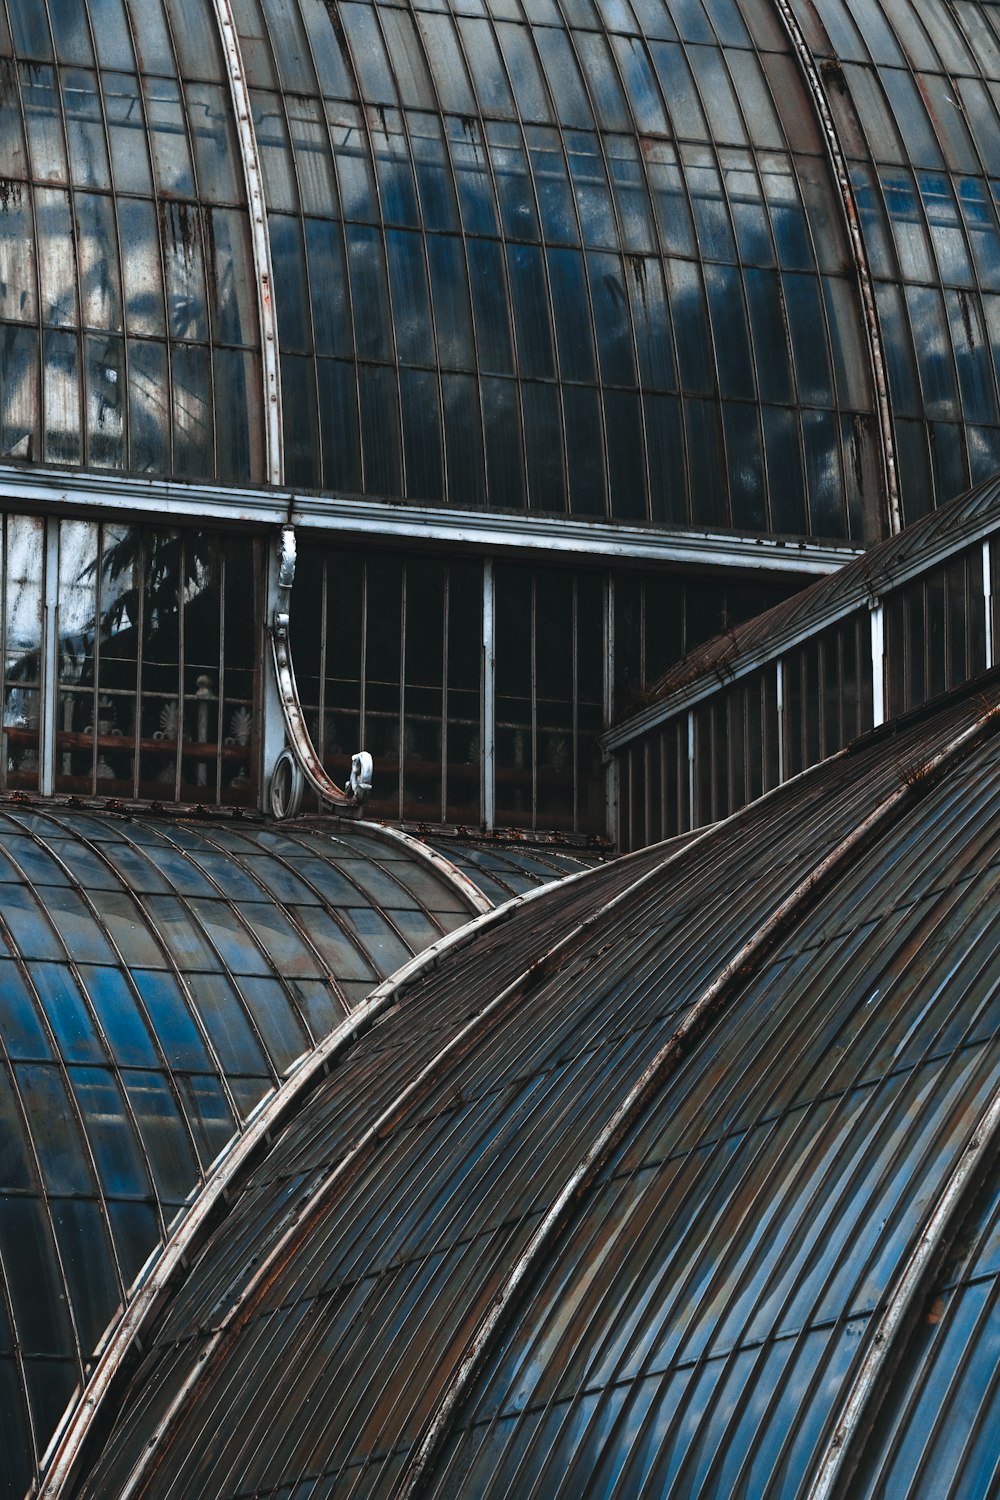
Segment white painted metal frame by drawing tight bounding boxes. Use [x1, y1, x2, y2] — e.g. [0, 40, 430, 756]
[210, 0, 283, 487]
[482, 560, 495, 830]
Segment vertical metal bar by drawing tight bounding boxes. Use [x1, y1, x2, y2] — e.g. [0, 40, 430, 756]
[571, 576, 579, 834]
[441, 566, 449, 823]
[604, 573, 615, 843]
[482, 559, 495, 830]
[871, 603, 885, 728]
[216, 550, 226, 805]
[530, 576, 537, 831]
[40, 516, 59, 797]
[317, 556, 328, 769]
[209, 0, 283, 485]
[132, 531, 145, 800]
[359, 558, 368, 750]
[687, 708, 696, 829]
[776, 656, 785, 784]
[399, 562, 406, 822]
[260, 533, 286, 811]
[984, 539, 993, 672]
[174, 534, 185, 803]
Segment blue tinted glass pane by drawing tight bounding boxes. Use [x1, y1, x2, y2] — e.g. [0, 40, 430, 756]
[269, 215, 311, 353]
[929, 420, 967, 504]
[410, 117, 460, 233]
[121, 1068, 199, 1202]
[483, 376, 526, 508]
[15, 1064, 93, 1193]
[447, 117, 499, 237]
[645, 392, 686, 523]
[875, 281, 920, 417]
[183, 971, 271, 1077]
[130, 969, 211, 1069]
[386, 229, 434, 366]
[0, 1081, 36, 1190]
[175, 1072, 235, 1166]
[920, 171, 974, 287]
[724, 402, 766, 530]
[31, 964, 102, 1062]
[706, 264, 754, 399]
[745, 269, 793, 404]
[468, 238, 515, 376]
[0, 887, 63, 960]
[0, 1196, 75, 1355]
[70, 1067, 150, 1196]
[606, 389, 645, 519]
[0, 960, 51, 1058]
[345, 223, 392, 361]
[359, 364, 402, 497]
[318, 360, 362, 492]
[764, 405, 807, 535]
[508, 243, 555, 379]
[534, 28, 593, 129]
[427, 235, 475, 368]
[665, 259, 714, 393]
[685, 397, 725, 525]
[548, 248, 597, 382]
[629, 256, 674, 390]
[567, 133, 617, 249]
[649, 41, 707, 139]
[783, 274, 834, 405]
[588, 252, 636, 386]
[444, 372, 486, 505]
[79, 966, 157, 1066]
[611, 36, 669, 135]
[50, 1197, 119, 1352]
[563, 385, 605, 517]
[803, 407, 844, 534]
[528, 127, 579, 245]
[905, 283, 957, 419]
[401, 369, 443, 502]
[523, 381, 564, 511]
[488, 124, 538, 241]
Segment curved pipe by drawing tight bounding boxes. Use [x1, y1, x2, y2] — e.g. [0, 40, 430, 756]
[268, 526, 372, 813]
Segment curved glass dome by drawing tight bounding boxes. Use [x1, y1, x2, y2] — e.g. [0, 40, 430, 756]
[6, 0, 1000, 539]
[55, 678, 1000, 1499]
[0, 805, 482, 1497]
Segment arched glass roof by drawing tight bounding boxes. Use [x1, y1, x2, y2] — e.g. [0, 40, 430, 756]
[0, 805, 482, 1497]
[54, 677, 1000, 1499]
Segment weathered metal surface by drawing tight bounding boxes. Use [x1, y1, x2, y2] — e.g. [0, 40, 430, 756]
[58, 680, 1000, 1500]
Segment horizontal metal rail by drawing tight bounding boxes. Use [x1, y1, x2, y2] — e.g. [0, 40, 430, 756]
[0, 463, 861, 576]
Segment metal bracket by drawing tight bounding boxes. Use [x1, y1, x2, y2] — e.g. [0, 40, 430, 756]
[268, 526, 372, 817]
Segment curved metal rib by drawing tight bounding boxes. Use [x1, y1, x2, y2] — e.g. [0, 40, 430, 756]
[269, 526, 372, 813]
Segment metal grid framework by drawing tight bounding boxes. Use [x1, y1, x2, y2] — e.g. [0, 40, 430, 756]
[291, 536, 805, 836]
[54, 679, 1000, 1500]
[0, 805, 485, 1498]
[608, 469, 1000, 850]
